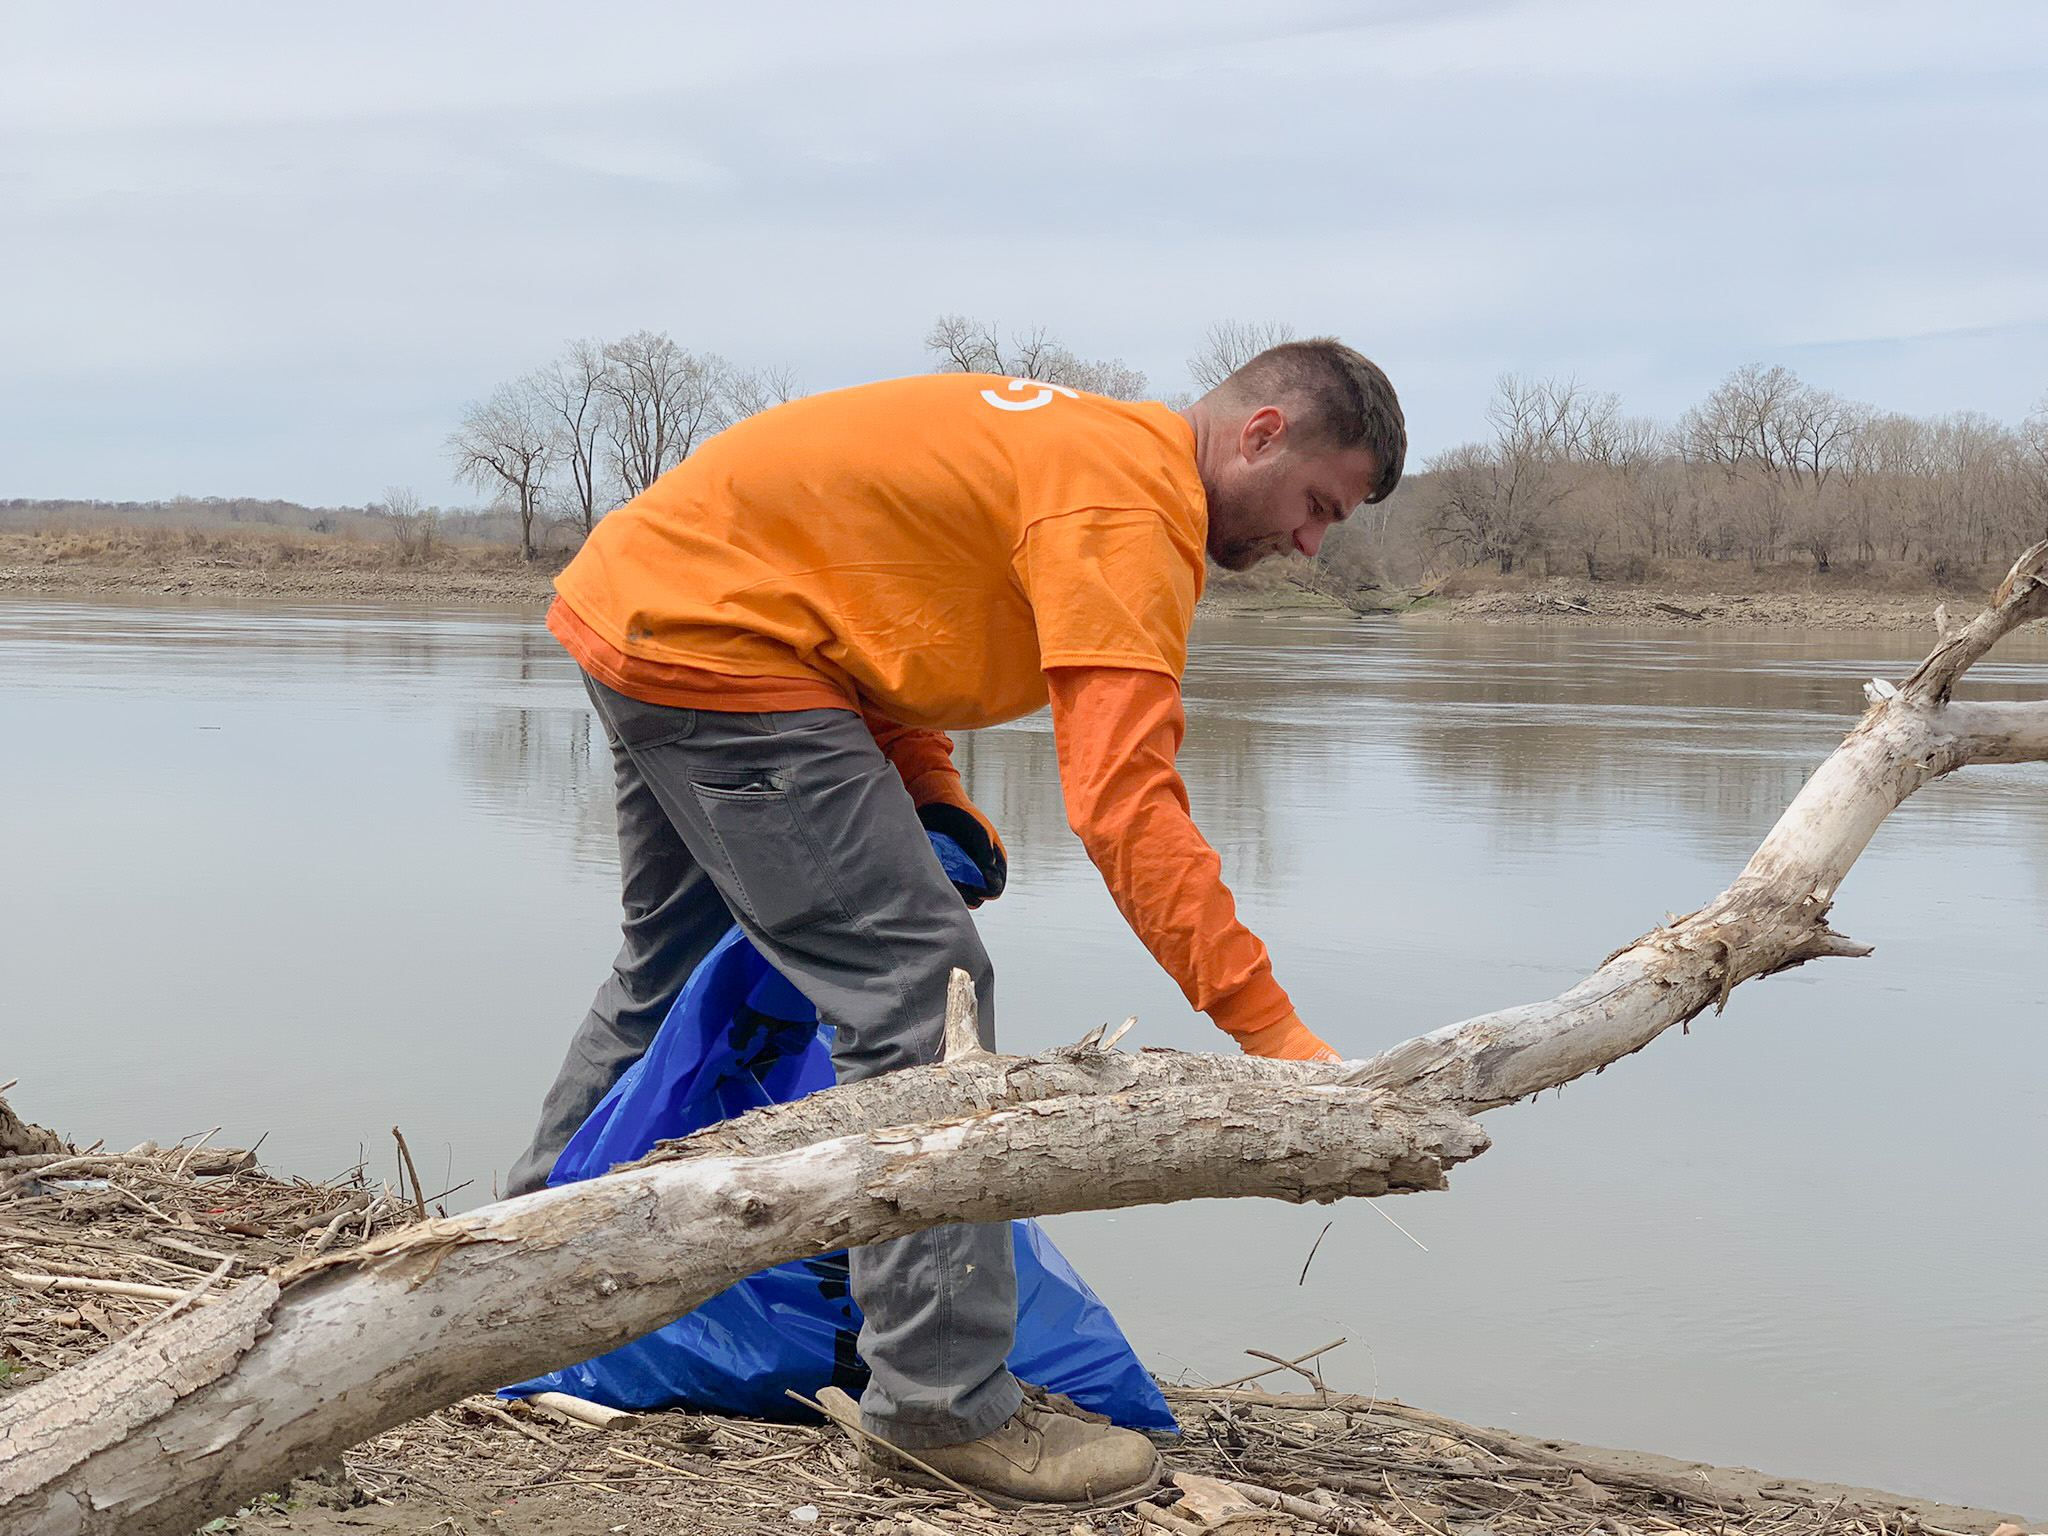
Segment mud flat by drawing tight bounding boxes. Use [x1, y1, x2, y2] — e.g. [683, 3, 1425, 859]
[0, 1097, 2032, 1536]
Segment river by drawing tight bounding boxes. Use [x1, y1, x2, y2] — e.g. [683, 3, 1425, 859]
[2, 596, 2043, 1512]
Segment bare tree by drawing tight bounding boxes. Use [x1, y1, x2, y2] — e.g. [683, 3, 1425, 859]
[1680, 363, 1805, 477]
[1057, 353, 1149, 402]
[1585, 415, 1674, 564]
[1507, 375, 1621, 466]
[1422, 440, 1560, 575]
[720, 362, 805, 424]
[1781, 387, 1860, 493]
[1674, 366, 1868, 565]
[1920, 412, 2022, 574]
[924, 313, 1005, 374]
[922, 314, 1148, 401]
[448, 376, 555, 562]
[1422, 376, 1592, 573]
[536, 340, 612, 537]
[2019, 392, 2048, 542]
[1619, 459, 1686, 560]
[379, 484, 438, 566]
[601, 331, 735, 500]
[1186, 319, 1298, 392]
[1837, 410, 1930, 562]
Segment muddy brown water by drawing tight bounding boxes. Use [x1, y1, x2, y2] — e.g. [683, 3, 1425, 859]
[2, 596, 2043, 1514]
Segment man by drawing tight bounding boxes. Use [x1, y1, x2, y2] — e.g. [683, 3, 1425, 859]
[508, 339, 1405, 1507]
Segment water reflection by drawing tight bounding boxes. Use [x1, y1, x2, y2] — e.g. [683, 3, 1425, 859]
[456, 703, 614, 868]
[2, 597, 2044, 1512]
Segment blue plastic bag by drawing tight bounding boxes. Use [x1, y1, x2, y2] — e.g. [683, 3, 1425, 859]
[505, 847, 1176, 1434]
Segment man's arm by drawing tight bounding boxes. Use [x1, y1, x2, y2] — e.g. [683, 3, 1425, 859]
[1045, 665, 1339, 1061]
[862, 710, 1006, 900]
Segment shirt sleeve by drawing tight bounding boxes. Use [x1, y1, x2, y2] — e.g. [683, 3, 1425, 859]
[1019, 509, 1200, 676]
[861, 708, 1004, 853]
[861, 709, 968, 810]
[1045, 664, 1294, 1041]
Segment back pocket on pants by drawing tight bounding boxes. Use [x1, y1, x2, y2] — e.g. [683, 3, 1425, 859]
[690, 780, 851, 933]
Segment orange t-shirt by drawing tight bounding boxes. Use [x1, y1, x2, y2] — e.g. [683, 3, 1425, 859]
[550, 372, 1300, 1043]
[552, 373, 1206, 728]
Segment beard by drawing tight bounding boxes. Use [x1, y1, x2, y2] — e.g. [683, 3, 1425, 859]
[1209, 529, 1292, 571]
[1205, 467, 1297, 571]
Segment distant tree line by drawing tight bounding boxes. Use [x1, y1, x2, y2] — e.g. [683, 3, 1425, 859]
[0, 495, 367, 535]
[1412, 367, 2048, 581]
[0, 494, 538, 552]
[446, 334, 803, 561]
[74, 324, 2019, 587]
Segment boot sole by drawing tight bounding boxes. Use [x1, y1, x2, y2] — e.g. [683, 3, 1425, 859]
[865, 1449, 1166, 1512]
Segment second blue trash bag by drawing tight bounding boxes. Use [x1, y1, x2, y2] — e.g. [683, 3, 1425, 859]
[504, 850, 1177, 1434]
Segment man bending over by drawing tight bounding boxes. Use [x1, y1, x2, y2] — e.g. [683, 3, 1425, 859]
[508, 339, 1406, 1508]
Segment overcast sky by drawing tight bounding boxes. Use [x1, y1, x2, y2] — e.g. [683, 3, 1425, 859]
[4, 0, 2045, 506]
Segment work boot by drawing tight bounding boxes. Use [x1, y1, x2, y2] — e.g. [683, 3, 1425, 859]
[819, 1384, 1164, 1510]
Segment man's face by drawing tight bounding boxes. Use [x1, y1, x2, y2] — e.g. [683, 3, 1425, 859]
[1204, 407, 1382, 572]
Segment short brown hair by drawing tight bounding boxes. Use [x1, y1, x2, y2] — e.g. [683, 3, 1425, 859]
[1211, 339, 1407, 503]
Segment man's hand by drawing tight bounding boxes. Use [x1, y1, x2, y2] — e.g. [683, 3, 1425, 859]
[1235, 1012, 1342, 1063]
[917, 801, 1007, 906]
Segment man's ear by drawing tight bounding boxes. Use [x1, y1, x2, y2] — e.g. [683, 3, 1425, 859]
[1239, 406, 1288, 461]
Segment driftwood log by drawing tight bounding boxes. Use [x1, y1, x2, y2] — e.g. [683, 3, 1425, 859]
[2, 543, 2044, 1536]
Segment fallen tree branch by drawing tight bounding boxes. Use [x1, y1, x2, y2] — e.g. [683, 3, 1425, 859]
[0, 1086, 1482, 1534]
[2, 541, 2043, 1535]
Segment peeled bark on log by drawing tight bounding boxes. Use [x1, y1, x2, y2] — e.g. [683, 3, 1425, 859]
[2, 542, 2043, 1535]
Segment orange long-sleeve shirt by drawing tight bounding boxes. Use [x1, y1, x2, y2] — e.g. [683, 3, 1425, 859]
[546, 372, 1327, 1056]
[1045, 666, 1296, 1041]
[875, 669, 1311, 1048]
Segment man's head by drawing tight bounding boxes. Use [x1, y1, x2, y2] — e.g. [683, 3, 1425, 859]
[1185, 339, 1407, 571]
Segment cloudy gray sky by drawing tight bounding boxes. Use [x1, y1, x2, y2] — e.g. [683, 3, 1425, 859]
[5, 0, 2044, 505]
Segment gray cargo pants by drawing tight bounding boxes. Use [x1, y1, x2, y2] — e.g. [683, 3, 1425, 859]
[507, 674, 1023, 1448]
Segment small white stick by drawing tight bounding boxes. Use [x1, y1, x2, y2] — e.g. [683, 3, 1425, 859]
[940, 968, 985, 1063]
[171, 1127, 223, 1180]
[523, 1391, 641, 1432]
[1368, 1203, 1430, 1252]
[6, 1270, 221, 1306]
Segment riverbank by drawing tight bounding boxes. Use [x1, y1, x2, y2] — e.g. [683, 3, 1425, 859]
[1429, 583, 1946, 629]
[0, 527, 563, 606]
[1201, 560, 1982, 631]
[0, 529, 1995, 632]
[0, 1097, 2033, 1536]
[1194, 581, 1946, 630]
